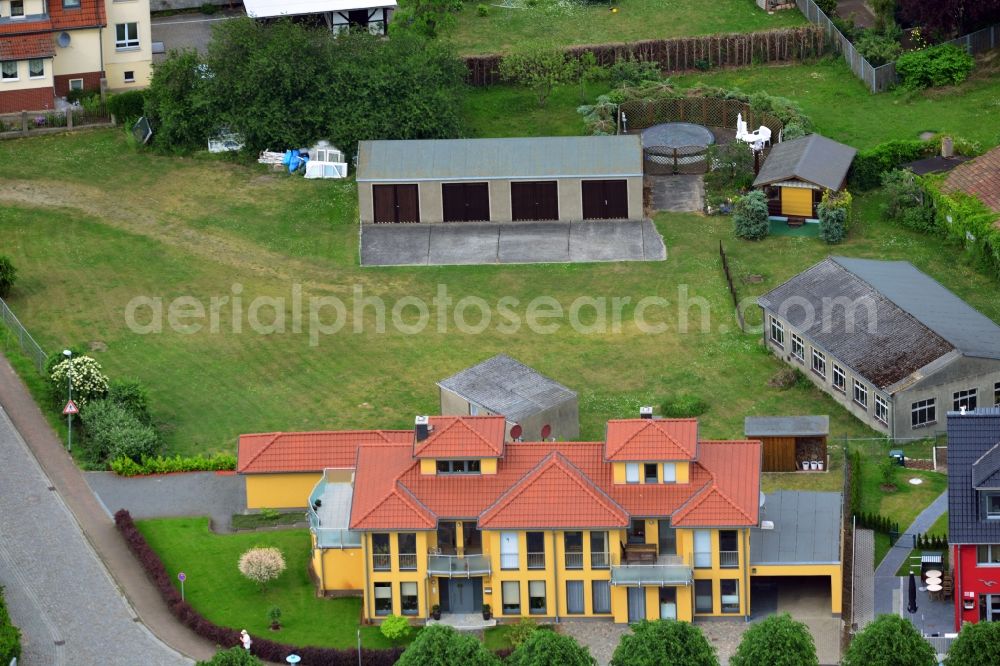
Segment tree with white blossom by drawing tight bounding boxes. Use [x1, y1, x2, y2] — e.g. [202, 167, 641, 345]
[238, 547, 286, 591]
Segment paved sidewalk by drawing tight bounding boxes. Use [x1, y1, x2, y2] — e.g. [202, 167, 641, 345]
[0, 353, 217, 663]
[874, 490, 948, 616]
[853, 527, 875, 630]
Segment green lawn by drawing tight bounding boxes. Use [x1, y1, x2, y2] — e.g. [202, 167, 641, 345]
[2, 131, 1000, 464]
[447, 0, 805, 55]
[135, 517, 408, 648]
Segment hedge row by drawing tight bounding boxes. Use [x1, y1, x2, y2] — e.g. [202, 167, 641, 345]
[0, 586, 21, 665]
[114, 510, 405, 665]
[111, 453, 237, 476]
[849, 135, 984, 191]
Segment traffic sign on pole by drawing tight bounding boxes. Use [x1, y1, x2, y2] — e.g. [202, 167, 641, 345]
[178, 572, 186, 600]
[62, 400, 79, 416]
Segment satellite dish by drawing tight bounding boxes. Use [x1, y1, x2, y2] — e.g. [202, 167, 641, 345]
[510, 424, 522, 441]
[57, 32, 71, 48]
[540, 424, 552, 440]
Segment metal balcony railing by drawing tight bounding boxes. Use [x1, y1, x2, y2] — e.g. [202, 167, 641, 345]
[719, 551, 739, 568]
[427, 553, 491, 577]
[372, 553, 391, 571]
[526, 552, 545, 569]
[565, 551, 584, 570]
[398, 553, 418, 571]
[591, 551, 610, 569]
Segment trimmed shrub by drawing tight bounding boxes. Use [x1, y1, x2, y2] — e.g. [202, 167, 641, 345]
[818, 189, 852, 244]
[896, 44, 975, 89]
[731, 613, 816, 666]
[843, 614, 935, 666]
[108, 378, 153, 424]
[508, 618, 540, 648]
[380, 614, 411, 642]
[849, 140, 933, 191]
[507, 629, 595, 666]
[50, 355, 110, 408]
[881, 169, 935, 232]
[0, 586, 21, 665]
[611, 620, 718, 666]
[107, 90, 146, 123]
[661, 394, 709, 418]
[476, 3, 488, 15]
[499, 46, 573, 108]
[80, 399, 159, 463]
[854, 31, 902, 66]
[608, 54, 662, 87]
[0, 255, 17, 298]
[947, 620, 1000, 665]
[196, 646, 262, 665]
[733, 190, 769, 241]
[110, 452, 237, 476]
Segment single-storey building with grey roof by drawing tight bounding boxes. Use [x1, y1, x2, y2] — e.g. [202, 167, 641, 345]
[753, 133, 857, 221]
[438, 353, 579, 441]
[356, 136, 643, 224]
[758, 257, 1000, 439]
[745, 416, 829, 472]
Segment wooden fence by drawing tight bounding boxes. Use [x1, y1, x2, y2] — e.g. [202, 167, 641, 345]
[719, 241, 746, 332]
[464, 25, 828, 86]
[0, 105, 112, 139]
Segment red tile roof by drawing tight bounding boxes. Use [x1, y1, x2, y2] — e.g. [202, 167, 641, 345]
[49, 0, 106, 31]
[412, 416, 506, 459]
[0, 34, 54, 60]
[604, 418, 698, 461]
[349, 445, 436, 530]
[673, 441, 761, 526]
[479, 453, 630, 529]
[942, 145, 1000, 214]
[236, 430, 412, 473]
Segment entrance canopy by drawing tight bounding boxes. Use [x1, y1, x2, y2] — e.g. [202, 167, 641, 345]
[244, 0, 396, 18]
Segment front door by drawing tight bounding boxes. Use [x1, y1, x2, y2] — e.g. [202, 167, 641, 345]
[448, 578, 483, 613]
[627, 586, 646, 623]
[780, 186, 813, 218]
[582, 180, 629, 220]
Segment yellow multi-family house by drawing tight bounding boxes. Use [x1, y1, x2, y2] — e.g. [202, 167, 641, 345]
[0, 0, 152, 113]
[237, 412, 843, 626]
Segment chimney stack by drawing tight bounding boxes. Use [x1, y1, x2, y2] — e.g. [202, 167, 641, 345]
[640, 406, 654, 420]
[415, 415, 430, 441]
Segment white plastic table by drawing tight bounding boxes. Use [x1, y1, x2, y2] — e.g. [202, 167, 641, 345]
[925, 569, 943, 578]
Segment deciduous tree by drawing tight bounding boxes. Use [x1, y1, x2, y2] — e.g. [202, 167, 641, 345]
[396, 624, 500, 666]
[610, 619, 718, 666]
[730, 613, 817, 666]
[237, 547, 286, 591]
[947, 621, 1000, 665]
[507, 629, 595, 666]
[499, 45, 572, 108]
[843, 615, 936, 666]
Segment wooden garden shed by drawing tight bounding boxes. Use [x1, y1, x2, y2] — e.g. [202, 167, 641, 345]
[753, 134, 856, 223]
[356, 136, 644, 224]
[745, 415, 829, 472]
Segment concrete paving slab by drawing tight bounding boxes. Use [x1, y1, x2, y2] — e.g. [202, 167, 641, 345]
[429, 223, 499, 265]
[499, 223, 570, 263]
[641, 219, 668, 260]
[361, 224, 431, 266]
[569, 220, 644, 261]
[647, 175, 705, 212]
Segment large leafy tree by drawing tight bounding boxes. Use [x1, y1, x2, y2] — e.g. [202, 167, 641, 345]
[143, 49, 216, 152]
[843, 615, 936, 666]
[507, 629, 596, 666]
[396, 624, 500, 666]
[499, 45, 572, 108]
[946, 621, 1000, 665]
[610, 619, 718, 666]
[730, 613, 817, 666]
[898, 0, 1000, 38]
[391, 0, 461, 38]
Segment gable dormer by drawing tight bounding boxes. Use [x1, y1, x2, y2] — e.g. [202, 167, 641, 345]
[413, 415, 505, 475]
[973, 442, 1000, 520]
[605, 409, 697, 484]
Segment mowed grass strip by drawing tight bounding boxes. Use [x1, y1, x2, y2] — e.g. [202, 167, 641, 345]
[447, 0, 805, 55]
[135, 517, 408, 648]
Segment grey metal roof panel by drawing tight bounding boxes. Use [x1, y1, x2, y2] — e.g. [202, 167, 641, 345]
[831, 257, 1000, 360]
[438, 354, 576, 424]
[753, 134, 857, 190]
[758, 258, 955, 389]
[356, 136, 643, 182]
[948, 408, 1000, 544]
[744, 415, 829, 438]
[750, 491, 842, 564]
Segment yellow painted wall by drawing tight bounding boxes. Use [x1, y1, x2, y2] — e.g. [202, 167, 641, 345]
[420, 459, 436, 475]
[363, 531, 432, 621]
[689, 528, 750, 617]
[52, 29, 102, 76]
[481, 458, 498, 475]
[612, 462, 689, 484]
[311, 535, 365, 591]
[751, 563, 842, 614]
[244, 472, 321, 509]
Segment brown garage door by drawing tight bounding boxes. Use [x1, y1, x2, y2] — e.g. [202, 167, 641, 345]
[582, 180, 629, 220]
[372, 184, 420, 223]
[442, 182, 490, 222]
[511, 181, 559, 221]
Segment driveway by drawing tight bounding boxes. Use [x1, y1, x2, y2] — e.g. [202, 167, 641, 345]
[360, 220, 667, 266]
[0, 407, 190, 665]
[86, 471, 246, 532]
[647, 175, 705, 213]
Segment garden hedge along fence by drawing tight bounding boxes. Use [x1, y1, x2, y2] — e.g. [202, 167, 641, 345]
[464, 26, 828, 86]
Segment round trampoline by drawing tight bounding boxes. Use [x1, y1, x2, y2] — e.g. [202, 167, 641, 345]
[641, 122, 716, 150]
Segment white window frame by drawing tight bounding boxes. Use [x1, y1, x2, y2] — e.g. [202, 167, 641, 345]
[501, 580, 521, 614]
[988, 494, 1000, 520]
[625, 463, 639, 484]
[1, 61, 18, 82]
[373, 582, 392, 616]
[911, 398, 936, 429]
[528, 580, 546, 615]
[853, 379, 868, 409]
[790, 334, 804, 362]
[832, 364, 846, 393]
[720, 579, 740, 614]
[124, 70, 135, 83]
[500, 531, 519, 570]
[68, 78, 84, 91]
[11, 0, 25, 17]
[694, 529, 712, 568]
[977, 544, 1000, 565]
[662, 462, 676, 483]
[399, 581, 418, 616]
[768, 316, 784, 347]
[811, 349, 826, 379]
[115, 22, 140, 50]
[874, 394, 889, 425]
[954, 388, 978, 412]
[28, 58, 44, 79]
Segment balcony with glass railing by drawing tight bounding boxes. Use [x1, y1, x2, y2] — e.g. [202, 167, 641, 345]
[611, 552, 693, 586]
[308, 470, 362, 550]
[427, 552, 492, 577]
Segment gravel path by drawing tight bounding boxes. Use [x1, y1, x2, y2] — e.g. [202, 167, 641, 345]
[0, 406, 190, 665]
[85, 470, 246, 531]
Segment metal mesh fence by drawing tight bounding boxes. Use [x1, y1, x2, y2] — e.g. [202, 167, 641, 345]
[0, 296, 47, 374]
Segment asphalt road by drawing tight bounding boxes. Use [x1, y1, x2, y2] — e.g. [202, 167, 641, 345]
[0, 406, 190, 665]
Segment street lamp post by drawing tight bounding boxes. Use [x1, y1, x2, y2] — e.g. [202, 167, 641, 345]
[63, 349, 73, 452]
